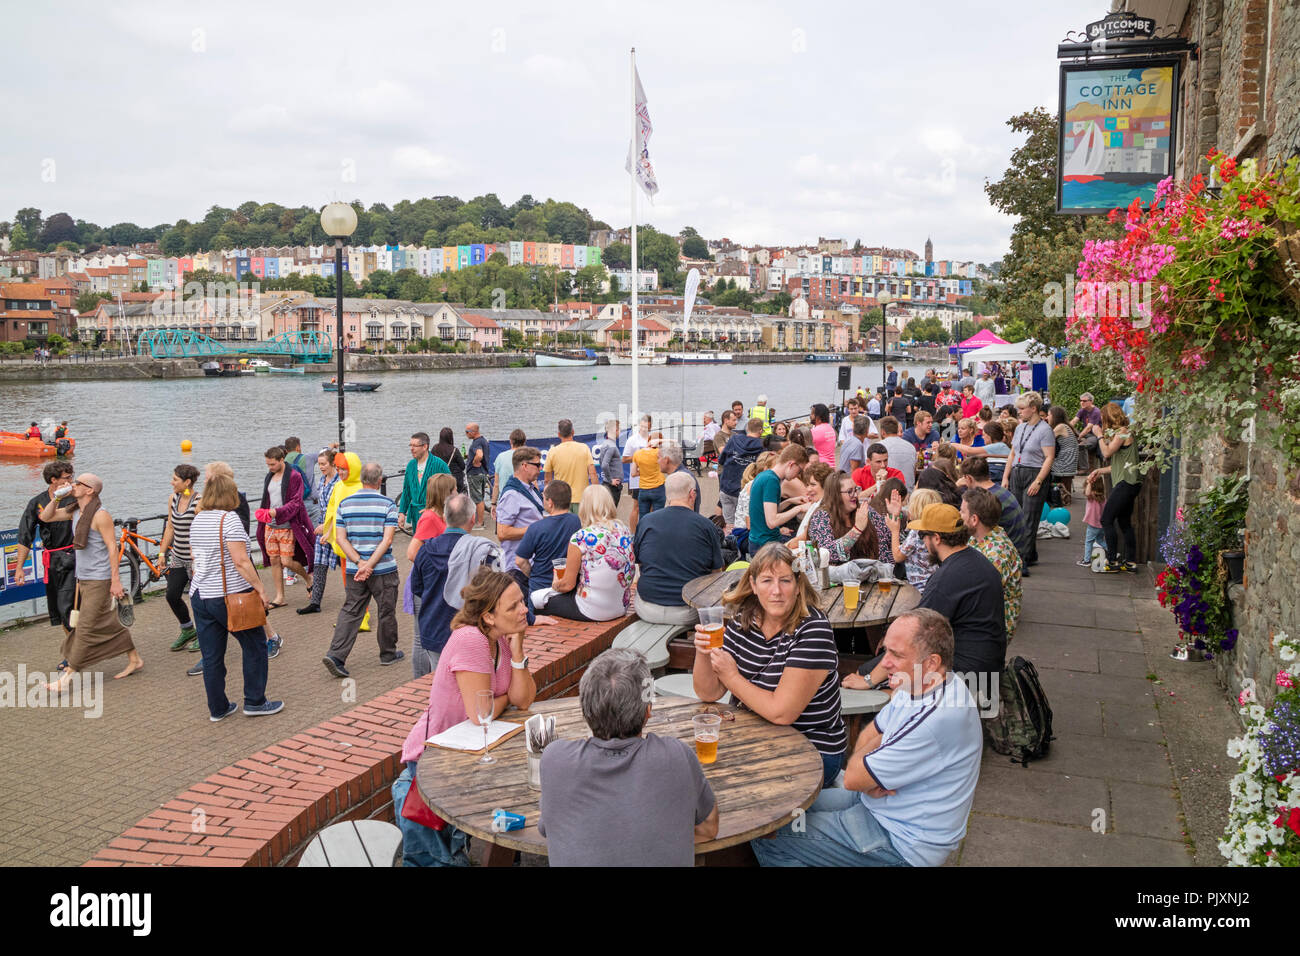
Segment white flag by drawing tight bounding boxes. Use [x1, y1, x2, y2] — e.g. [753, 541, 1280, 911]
[625, 66, 659, 199]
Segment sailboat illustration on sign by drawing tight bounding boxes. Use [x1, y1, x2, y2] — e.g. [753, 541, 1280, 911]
[1063, 120, 1106, 183]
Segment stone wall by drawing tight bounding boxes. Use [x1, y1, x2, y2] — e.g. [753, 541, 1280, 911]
[1212, 432, 1298, 707]
[1265, 0, 1300, 162]
[1160, 0, 1300, 712]
[0, 358, 202, 382]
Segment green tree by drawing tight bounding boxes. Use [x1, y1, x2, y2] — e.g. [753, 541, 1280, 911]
[8, 223, 31, 250]
[859, 307, 884, 340]
[681, 236, 709, 258]
[14, 207, 42, 236]
[903, 317, 950, 343]
[603, 241, 630, 269]
[75, 291, 112, 314]
[38, 212, 77, 248]
[574, 264, 607, 300]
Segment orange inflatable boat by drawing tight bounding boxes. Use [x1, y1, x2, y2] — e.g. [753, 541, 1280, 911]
[0, 431, 75, 457]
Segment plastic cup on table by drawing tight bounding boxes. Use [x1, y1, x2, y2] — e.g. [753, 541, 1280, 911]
[693, 713, 721, 765]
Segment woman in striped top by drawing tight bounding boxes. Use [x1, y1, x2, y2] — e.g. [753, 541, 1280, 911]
[692, 543, 846, 786]
[188, 474, 281, 721]
[160, 464, 201, 651]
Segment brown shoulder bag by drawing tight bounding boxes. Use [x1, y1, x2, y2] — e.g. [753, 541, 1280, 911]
[220, 512, 267, 631]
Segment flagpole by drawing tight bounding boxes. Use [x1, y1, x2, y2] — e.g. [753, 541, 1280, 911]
[630, 46, 639, 426]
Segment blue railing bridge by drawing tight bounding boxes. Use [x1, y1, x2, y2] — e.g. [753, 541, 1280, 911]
[136, 329, 333, 362]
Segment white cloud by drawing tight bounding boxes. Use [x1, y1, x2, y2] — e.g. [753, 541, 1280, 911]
[391, 147, 457, 179]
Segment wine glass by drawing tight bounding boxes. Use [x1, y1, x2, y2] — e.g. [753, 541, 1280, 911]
[475, 689, 496, 765]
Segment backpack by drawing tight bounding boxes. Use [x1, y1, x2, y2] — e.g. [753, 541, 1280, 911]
[982, 656, 1054, 766]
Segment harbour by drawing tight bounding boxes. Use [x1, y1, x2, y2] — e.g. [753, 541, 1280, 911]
[0, 360, 916, 526]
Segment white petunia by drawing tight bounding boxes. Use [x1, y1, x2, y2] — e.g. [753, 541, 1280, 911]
[1227, 738, 1245, 759]
[1280, 644, 1297, 662]
[1249, 704, 1266, 723]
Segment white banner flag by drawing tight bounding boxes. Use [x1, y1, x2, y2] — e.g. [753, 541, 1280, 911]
[625, 66, 659, 200]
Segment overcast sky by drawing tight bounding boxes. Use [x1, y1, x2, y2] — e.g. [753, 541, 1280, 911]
[4, 1, 1096, 264]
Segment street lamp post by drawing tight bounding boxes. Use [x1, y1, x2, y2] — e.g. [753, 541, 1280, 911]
[320, 202, 358, 451]
[878, 291, 893, 391]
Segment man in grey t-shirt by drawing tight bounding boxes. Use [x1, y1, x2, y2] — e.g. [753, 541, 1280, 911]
[539, 649, 718, 866]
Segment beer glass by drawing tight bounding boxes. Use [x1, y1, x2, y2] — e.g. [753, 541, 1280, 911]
[693, 713, 721, 765]
[843, 580, 861, 612]
[698, 606, 726, 649]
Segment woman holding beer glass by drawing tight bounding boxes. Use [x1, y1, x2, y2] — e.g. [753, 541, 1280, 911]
[393, 568, 536, 866]
[691, 543, 846, 787]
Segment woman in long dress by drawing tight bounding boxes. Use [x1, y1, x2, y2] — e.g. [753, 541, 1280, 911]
[40, 473, 143, 690]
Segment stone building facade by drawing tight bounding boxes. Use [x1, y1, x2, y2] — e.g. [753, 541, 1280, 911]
[1117, 0, 1300, 704]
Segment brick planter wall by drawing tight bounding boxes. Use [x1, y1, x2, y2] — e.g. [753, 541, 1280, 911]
[85, 615, 632, 867]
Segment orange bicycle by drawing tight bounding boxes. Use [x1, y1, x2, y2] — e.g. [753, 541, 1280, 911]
[115, 516, 167, 601]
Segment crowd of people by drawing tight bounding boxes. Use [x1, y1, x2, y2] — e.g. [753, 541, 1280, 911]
[12, 368, 1140, 866]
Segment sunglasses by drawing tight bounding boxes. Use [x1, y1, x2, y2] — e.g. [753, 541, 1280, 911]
[525, 460, 542, 468]
[699, 704, 735, 721]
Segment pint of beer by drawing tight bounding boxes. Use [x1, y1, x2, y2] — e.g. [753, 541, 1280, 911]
[698, 606, 726, 649]
[843, 581, 861, 612]
[693, 714, 722, 765]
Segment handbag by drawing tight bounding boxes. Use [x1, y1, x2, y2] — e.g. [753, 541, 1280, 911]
[68, 582, 81, 629]
[220, 512, 267, 631]
[401, 706, 447, 831]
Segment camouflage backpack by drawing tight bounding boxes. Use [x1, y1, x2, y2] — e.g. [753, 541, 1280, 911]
[982, 656, 1055, 766]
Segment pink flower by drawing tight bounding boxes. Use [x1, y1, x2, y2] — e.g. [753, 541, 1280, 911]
[1278, 671, 1295, 689]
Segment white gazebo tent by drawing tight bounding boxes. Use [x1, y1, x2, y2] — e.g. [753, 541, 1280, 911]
[963, 339, 1055, 392]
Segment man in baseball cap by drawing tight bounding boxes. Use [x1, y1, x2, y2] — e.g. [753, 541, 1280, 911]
[908, 503, 1006, 678]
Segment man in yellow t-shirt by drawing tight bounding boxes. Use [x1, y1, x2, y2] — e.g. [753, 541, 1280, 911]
[544, 419, 598, 513]
[631, 438, 666, 519]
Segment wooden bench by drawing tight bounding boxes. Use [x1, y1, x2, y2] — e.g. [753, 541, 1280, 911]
[840, 687, 890, 746]
[611, 620, 686, 670]
[298, 820, 403, 867]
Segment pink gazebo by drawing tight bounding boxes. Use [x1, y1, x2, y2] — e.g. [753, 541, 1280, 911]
[950, 329, 1008, 355]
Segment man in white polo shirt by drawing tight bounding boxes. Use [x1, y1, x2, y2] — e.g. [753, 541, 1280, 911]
[751, 608, 982, 867]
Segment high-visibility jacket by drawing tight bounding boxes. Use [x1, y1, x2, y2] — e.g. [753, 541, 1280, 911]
[748, 405, 774, 436]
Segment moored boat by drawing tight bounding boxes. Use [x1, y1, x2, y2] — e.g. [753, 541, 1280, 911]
[535, 350, 597, 367]
[201, 361, 221, 377]
[805, 353, 845, 362]
[268, 365, 305, 374]
[607, 349, 667, 366]
[321, 381, 381, 393]
[666, 351, 733, 365]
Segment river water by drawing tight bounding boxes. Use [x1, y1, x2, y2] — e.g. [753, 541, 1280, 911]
[1, 362, 892, 526]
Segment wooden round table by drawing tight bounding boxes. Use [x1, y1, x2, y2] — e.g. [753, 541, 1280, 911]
[682, 568, 922, 629]
[414, 696, 823, 862]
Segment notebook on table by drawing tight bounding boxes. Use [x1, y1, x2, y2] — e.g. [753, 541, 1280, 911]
[425, 718, 525, 753]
